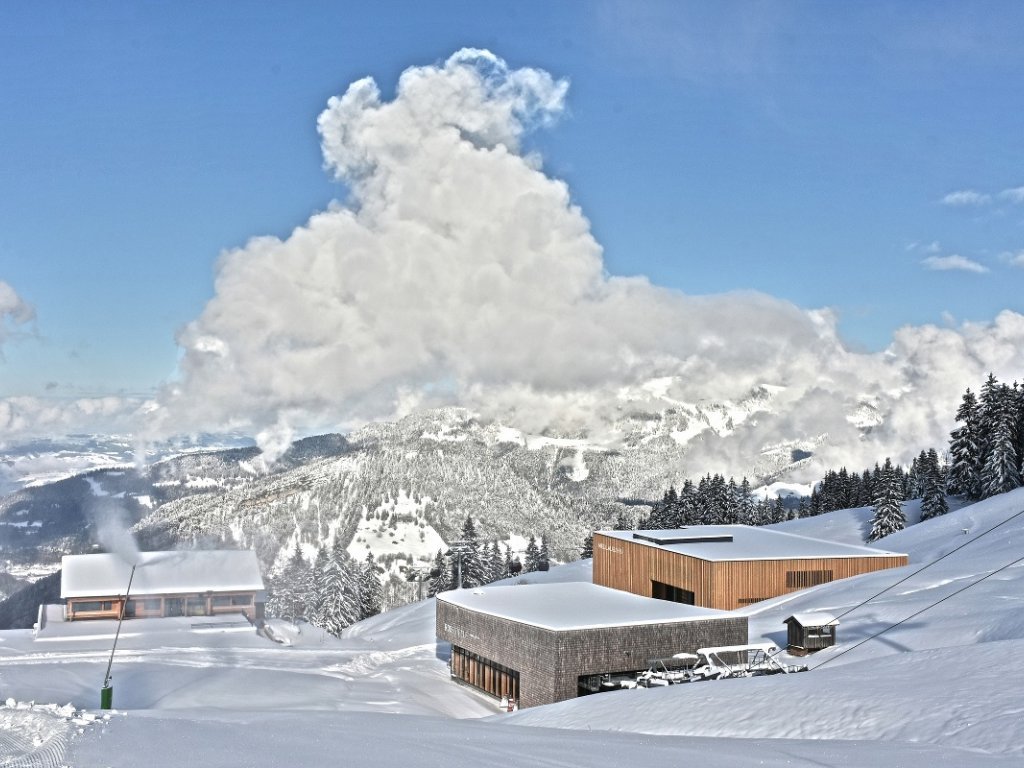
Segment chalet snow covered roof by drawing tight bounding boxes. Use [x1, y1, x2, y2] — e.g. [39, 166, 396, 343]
[436, 582, 728, 631]
[61, 550, 265, 599]
[599, 526, 906, 562]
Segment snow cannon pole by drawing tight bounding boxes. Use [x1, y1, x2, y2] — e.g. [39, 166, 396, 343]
[101, 563, 136, 709]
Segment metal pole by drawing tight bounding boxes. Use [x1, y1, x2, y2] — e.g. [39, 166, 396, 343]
[103, 564, 136, 691]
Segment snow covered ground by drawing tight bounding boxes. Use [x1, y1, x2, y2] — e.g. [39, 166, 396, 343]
[2, 490, 1024, 765]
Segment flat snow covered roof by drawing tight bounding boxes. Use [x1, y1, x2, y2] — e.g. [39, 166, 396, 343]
[598, 526, 906, 562]
[436, 582, 729, 631]
[61, 550, 265, 599]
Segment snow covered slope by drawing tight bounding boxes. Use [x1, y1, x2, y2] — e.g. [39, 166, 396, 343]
[2, 492, 1024, 766]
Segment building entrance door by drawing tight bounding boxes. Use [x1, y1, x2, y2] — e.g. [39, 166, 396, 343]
[187, 596, 207, 616]
[165, 598, 184, 617]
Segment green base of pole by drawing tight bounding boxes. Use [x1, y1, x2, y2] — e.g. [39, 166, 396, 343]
[100, 684, 113, 710]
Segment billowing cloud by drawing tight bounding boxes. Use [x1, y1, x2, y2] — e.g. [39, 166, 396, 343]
[940, 189, 991, 206]
[0, 281, 35, 351]
[145, 49, 1024, 476]
[921, 254, 989, 273]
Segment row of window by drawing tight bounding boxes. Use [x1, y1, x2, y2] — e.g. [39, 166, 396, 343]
[785, 570, 834, 589]
[69, 594, 254, 617]
[651, 580, 695, 605]
[653, 571, 834, 606]
[71, 600, 115, 613]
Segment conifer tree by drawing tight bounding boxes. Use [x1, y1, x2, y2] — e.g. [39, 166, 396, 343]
[267, 540, 311, 621]
[612, 510, 632, 530]
[869, 458, 906, 542]
[487, 540, 503, 583]
[456, 515, 486, 588]
[771, 495, 786, 524]
[981, 392, 1022, 497]
[320, 537, 360, 635]
[920, 448, 949, 521]
[581, 531, 593, 558]
[737, 477, 756, 525]
[306, 544, 330, 627]
[502, 545, 513, 579]
[859, 469, 874, 508]
[428, 549, 451, 597]
[797, 495, 810, 519]
[524, 534, 540, 572]
[358, 552, 383, 620]
[539, 535, 550, 570]
[677, 479, 697, 526]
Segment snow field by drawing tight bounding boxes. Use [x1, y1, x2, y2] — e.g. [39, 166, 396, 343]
[1, 491, 1024, 764]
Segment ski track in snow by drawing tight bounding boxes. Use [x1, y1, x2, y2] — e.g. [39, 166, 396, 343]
[0, 704, 102, 768]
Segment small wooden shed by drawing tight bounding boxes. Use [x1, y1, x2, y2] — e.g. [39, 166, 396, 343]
[784, 612, 839, 655]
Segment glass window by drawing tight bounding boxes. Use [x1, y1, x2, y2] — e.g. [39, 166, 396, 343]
[212, 594, 252, 607]
[73, 600, 114, 612]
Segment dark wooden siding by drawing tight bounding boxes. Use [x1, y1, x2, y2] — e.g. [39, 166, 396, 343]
[436, 598, 746, 708]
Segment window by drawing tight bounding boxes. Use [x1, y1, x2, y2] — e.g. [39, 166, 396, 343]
[738, 597, 769, 604]
[651, 580, 694, 605]
[73, 600, 114, 612]
[785, 570, 833, 589]
[124, 598, 163, 616]
[211, 595, 252, 607]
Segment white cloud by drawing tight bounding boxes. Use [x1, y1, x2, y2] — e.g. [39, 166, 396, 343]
[0, 281, 35, 351]
[999, 250, 1024, 267]
[906, 241, 941, 255]
[132, 49, 1024, 475]
[0, 395, 148, 444]
[921, 254, 989, 273]
[999, 186, 1024, 204]
[940, 189, 991, 206]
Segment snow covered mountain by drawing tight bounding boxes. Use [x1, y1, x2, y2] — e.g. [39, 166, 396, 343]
[0, 432, 256, 497]
[0, 384, 865, 593]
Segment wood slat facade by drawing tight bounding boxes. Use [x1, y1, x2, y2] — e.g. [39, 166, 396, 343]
[593, 531, 908, 610]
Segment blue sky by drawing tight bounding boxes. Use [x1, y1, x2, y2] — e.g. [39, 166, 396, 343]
[1, 2, 1022, 426]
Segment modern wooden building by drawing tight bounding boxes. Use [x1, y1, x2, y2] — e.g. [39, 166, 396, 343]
[785, 612, 839, 655]
[60, 550, 266, 622]
[436, 582, 746, 708]
[593, 526, 908, 610]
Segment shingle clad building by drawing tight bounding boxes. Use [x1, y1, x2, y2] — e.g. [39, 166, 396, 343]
[436, 582, 746, 708]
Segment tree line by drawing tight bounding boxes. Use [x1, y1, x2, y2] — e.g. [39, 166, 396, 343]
[602, 372, 1022, 549]
[427, 515, 550, 596]
[265, 513, 553, 635]
[265, 538, 383, 636]
[948, 373, 1024, 500]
